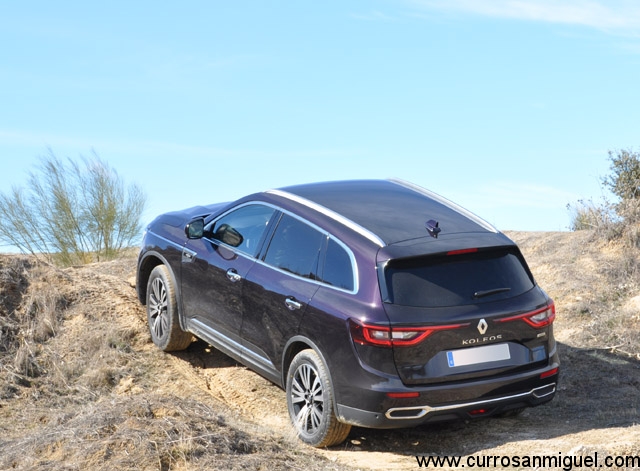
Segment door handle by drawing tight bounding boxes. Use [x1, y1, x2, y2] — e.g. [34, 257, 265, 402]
[285, 297, 303, 311]
[226, 268, 242, 283]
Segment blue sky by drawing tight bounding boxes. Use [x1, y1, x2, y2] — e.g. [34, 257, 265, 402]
[1, 0, 639, 244]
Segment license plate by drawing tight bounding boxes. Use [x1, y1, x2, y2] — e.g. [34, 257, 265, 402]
[447, 343, 510, 367]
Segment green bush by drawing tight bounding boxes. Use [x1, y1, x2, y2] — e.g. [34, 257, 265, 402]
[569, 149, 640, 246]
[0, 151, 146, 265]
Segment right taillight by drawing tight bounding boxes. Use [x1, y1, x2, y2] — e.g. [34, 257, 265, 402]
[495, 301, 556, 328]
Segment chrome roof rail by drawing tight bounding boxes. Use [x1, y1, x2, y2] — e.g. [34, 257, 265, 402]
[266, 189, 386, 247]
[389, 178, 498, 233]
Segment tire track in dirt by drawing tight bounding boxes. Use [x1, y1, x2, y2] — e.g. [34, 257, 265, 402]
[73, 261, 299, 442]
[167, 342, 293, 435]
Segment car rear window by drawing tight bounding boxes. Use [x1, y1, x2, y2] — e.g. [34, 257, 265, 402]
[383, 248, 534, 307]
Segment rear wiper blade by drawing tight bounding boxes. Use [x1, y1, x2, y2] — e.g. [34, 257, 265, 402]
[473, 287, 511, 299]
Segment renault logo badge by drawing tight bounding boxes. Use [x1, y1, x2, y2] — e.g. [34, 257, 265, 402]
[477, 319, 488, 335]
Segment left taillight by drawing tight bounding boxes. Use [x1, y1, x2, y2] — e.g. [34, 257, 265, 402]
[495, 301, 556, 328]
[348, 319, 468, 348]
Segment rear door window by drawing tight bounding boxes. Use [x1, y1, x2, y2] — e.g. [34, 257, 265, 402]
[263, 214, 324, 279]
[384, 248, 534, 307]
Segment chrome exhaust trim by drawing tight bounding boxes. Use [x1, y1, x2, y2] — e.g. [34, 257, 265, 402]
[385, 383, 556, 420]
[532, 383, 556, 399]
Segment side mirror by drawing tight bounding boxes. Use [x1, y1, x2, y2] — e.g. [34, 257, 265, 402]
[185, 218, 205, 239]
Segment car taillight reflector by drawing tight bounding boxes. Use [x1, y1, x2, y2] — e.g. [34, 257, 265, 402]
[386, 392, 420, 399]
[540, 367, 559, 379]
[495, 301, 556, 328]
[349, 319, 469, 348]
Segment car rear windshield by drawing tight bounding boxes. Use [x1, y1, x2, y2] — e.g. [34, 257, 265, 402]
[383, 248, 535, 307]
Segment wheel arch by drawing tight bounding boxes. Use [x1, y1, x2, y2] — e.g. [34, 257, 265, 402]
[137, 251, 187, 331]
[282, 336, 339, 414]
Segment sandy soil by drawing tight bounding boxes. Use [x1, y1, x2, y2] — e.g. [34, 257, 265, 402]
[1, 231, 639, 470]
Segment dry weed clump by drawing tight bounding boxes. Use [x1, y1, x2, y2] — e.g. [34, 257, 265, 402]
[0, 257, 73, 387]
[0, 394, 297, 471]
[0, 254, 140, 399]
[0, 256, 31, 354]
[0, 257, 46, 388]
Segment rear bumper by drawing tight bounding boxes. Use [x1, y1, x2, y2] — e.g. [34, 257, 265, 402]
[335, 365, 559, 429]
[383, 383, 555, 420]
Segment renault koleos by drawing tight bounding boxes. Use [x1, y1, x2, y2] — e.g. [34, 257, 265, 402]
[136, 179, 559, 447]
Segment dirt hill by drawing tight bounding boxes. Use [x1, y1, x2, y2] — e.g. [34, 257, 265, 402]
[1, 231, 639, 470]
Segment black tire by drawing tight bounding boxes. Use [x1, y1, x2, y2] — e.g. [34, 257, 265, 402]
[146, 265, 192, 351]
[286, 349, 351, 447]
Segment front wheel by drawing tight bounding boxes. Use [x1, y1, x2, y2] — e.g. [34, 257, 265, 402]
[286, 349, 351, 447]
[146, 265, 192, 351]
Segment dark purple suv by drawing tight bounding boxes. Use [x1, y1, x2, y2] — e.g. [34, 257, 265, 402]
[136, 179, 559, 447]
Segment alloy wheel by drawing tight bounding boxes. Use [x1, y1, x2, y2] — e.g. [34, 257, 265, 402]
[149, 277, 169, 340]
[290, 362, 325, 435]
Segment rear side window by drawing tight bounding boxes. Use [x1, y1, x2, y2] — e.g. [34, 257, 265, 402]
[318, 238, 354, 291]
[264, 214, 324, 279]
[384, 248, 534, 307]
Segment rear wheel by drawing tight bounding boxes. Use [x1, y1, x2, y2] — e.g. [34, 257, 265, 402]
[286, 349, 351, 447]
[146, 265, 192, 351]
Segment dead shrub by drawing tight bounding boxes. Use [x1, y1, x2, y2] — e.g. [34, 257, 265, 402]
[21, 281, 62, 343]
[84, 366, 119, 390]
[14, 341, 41, 378]
[568, 198, 616, 234]
[615, 198, 640, 248]
[0, 256, 32, 354]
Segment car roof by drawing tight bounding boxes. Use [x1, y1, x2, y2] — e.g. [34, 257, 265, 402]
[270, 179, 497, 246]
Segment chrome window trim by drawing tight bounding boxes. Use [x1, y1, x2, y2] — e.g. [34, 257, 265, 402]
[266, 189, 386, 247]
[254, 255, 358, 295]
[389, 178, 499, 233]
[206, 200, 359, 295]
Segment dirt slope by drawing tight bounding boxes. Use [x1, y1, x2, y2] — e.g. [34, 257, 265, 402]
[1, 231, 639, 470]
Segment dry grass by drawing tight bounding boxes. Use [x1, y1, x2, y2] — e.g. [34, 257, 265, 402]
[0, 254, 352, 471]
[1, 230, 639, 470]
[1, 393, 308, 471]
